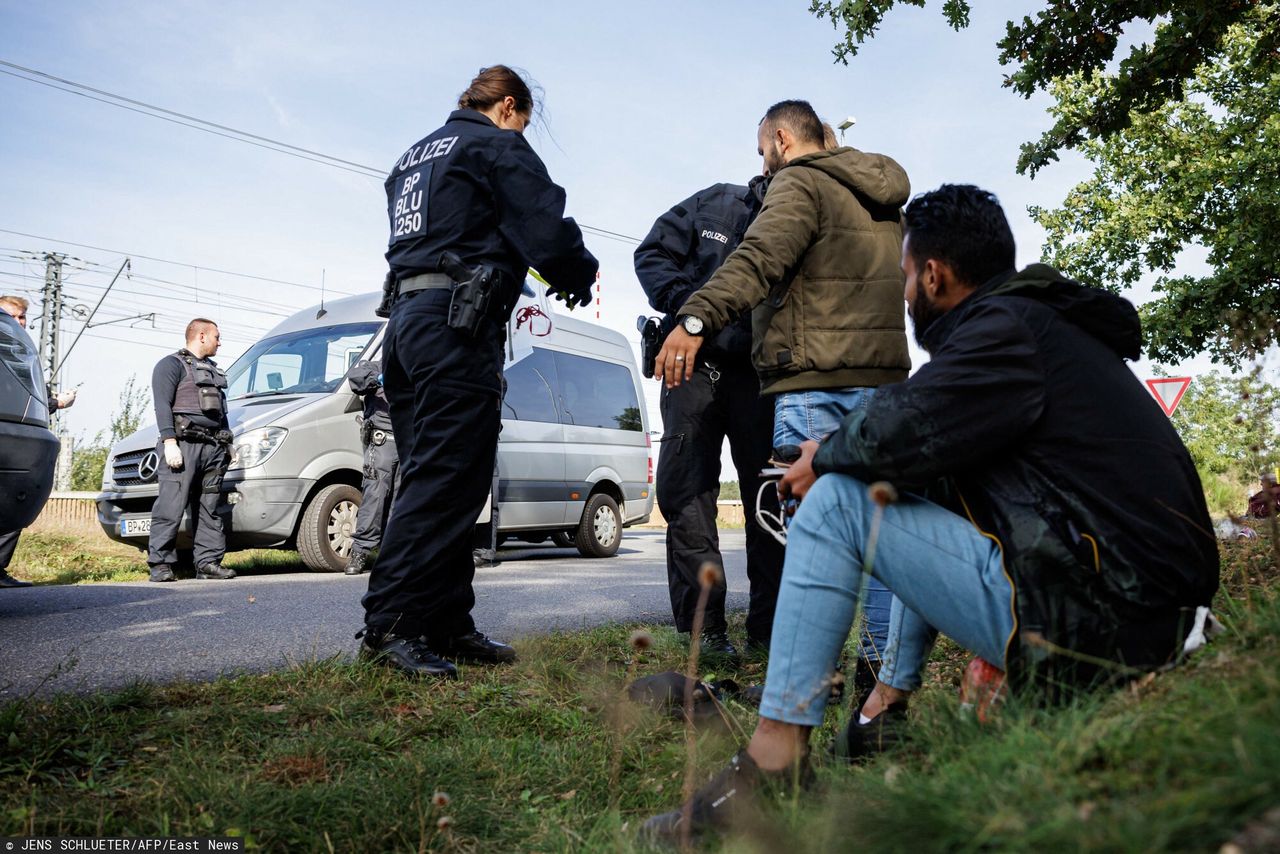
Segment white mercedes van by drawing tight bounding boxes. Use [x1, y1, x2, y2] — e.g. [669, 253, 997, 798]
[96, 285, 654, 570]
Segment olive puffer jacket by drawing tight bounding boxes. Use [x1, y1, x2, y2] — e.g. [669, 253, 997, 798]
[678, 146, 912, 394]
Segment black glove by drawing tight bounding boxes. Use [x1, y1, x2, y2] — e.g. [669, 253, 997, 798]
[546, 284, 594, 310]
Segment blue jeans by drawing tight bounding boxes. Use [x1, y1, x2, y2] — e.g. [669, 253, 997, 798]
[773, 388, 891, 664]
[758, 473, 1015, 727]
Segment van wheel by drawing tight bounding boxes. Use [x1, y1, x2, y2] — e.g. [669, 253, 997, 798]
[551, 531, 574, 548]
[298, 483, 362, 572]
[574, 494, 621, 558]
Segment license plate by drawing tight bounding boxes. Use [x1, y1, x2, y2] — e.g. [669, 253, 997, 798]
[120, 517, 151, 537]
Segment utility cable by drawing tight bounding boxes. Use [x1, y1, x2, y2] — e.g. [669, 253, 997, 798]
[0, 228, 356, 295]
[1, 60, 643, 244]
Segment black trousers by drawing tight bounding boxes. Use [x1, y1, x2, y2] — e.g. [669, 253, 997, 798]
[361, 290, 503, 640]
[0, 529, 19, 572]
[656, 355, 783, 643]
[351, 435, 400, 553]
[147, 439, 229, 569]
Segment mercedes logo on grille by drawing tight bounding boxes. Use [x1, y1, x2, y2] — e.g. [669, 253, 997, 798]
[137, 451, 160, 482]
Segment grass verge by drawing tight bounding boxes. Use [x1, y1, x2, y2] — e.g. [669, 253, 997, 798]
[6, 530, 316, 585]
[0, 541, 1277, 851]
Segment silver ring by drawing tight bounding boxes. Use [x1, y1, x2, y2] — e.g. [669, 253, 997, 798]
[675, 355, 684, 361]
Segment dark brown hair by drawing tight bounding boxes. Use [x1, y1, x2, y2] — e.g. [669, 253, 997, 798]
[458, 65, 542, 124]
[760, 100, 824, 147]
[185, 317, 217, 341]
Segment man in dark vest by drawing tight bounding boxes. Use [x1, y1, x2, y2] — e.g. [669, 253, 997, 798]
[147, 318, 234, 583]
[345, 359, 399, 575]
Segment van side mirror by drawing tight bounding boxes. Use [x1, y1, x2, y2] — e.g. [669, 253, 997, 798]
[267, 372, 284, 391]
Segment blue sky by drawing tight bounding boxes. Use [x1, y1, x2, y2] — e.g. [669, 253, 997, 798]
[0, 0, 1197, 476]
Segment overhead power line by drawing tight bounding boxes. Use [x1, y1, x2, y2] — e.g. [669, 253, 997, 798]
[0, 60, 644, 245]
[0, 61, 384, 178]
[0, 228, 357, 296]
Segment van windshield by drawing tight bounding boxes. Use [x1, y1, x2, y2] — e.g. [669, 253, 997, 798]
[225, 322, 380, 398]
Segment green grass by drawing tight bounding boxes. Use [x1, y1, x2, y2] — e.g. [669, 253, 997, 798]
[6, 530, 317, 585]
[1, 541, 1277, 851]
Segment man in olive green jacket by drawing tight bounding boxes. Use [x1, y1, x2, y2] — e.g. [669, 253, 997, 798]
[655, 99, 910, 398]
[654, 99, 911, 672]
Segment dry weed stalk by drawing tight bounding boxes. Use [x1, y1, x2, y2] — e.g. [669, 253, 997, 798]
[679, 561, 723, 850]
[610, 630, 654, 813]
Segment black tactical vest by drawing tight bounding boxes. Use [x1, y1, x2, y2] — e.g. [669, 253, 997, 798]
[172, 350, 227, 419]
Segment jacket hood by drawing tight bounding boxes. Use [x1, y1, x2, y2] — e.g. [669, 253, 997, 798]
[931, 264, 1142, 360]
[788, 147, 910, 208]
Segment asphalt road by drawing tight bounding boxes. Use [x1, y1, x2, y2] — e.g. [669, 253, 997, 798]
[0, 529, 749, 699]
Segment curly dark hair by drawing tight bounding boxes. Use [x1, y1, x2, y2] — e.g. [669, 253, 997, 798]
[903, 184, 1016, 287]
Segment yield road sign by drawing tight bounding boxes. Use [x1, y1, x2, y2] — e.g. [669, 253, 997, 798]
[1145, 376, 1192, 416]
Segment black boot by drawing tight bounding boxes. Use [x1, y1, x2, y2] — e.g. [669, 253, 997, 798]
[359, 630, 458, 679]
[430, 630, 517, 664]
[345, 550, 370, 576]
[148, 565, 176, 583]
[699, 629, 739, 662]
[0, 570, 33, 588]
[196, 562, 236, 580]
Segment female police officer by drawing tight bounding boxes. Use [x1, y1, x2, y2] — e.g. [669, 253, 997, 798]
[360, 65, 599, 678]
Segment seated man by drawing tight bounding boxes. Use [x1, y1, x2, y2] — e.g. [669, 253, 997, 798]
[643, 184, 1220, 842]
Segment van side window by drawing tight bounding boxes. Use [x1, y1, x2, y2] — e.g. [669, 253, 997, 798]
[553, 351, 642, 431]
[502, 348, 560, 423]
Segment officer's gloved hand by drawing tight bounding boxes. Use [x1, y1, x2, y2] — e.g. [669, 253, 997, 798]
[546, 285, 594, 311]
[55, 389, 77, 409]
[163, 441, 184, 471]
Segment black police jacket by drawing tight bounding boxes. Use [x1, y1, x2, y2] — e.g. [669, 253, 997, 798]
[814, 265, 1219, 693]
[348, 360, 392, 431]
[633, 178, 767, 359]
[384, 109, 598, 301]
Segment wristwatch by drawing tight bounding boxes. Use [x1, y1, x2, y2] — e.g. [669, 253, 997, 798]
[679, 315, 705, 336]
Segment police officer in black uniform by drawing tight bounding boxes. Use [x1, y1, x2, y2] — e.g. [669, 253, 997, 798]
[360, 65, 598, 678]
[345, 359, 397, 576]
[147, 318, 234, 583]
[634, 178, 785, 658]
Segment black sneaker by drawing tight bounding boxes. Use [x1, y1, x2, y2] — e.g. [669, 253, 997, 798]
[195, 563, 236, 580]
[640, 749, 808, 845]
[831, 691, 909, 762]
[431, 630, 517, 665]
[345, 550, 370, 576]
[699, 630, 739, 662]
[359, 631, 458, 679]
[148, 565, 177, 583]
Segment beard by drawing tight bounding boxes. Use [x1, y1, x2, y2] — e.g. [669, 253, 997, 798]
[909, 287, 947, 352]
[763, 144, 784, 177]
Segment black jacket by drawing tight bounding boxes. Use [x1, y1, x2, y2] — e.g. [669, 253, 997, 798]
[814, 265, 1219, 690]
[633, 179, 767, 359]
[385, 109, 598, 301]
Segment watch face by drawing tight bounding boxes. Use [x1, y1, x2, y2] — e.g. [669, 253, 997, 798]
[683, 316, 704, 334]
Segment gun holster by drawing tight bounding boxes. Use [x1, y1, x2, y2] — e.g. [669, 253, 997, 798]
[375, 271, 398, 318]
[439, 251, 501, 336]
[636, 315, 663, 379]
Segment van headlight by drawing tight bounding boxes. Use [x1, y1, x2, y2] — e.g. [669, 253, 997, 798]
[228, 427, 288, 470]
